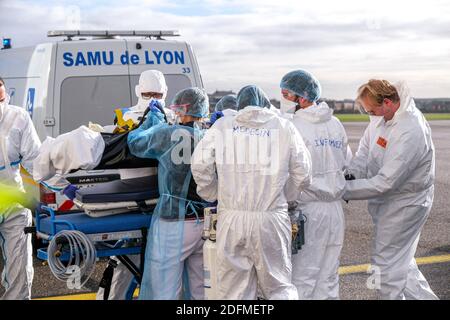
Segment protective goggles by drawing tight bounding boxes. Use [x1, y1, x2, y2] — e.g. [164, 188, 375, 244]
[141, 92, 164, 99]
[169, 103, 191, 115]
[281, 89, 299, 100]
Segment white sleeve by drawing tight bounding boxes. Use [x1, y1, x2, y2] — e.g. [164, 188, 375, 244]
[191, 128, 218, 202]
[285, 123, 312, 201]
[20, 112, 41, 176]
[344, 130, 423, 200]
[343, 132, 353, 170]
[33, 137, 56, 182]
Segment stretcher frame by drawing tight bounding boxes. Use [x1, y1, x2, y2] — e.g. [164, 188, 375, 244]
[34, 204, 151, 300]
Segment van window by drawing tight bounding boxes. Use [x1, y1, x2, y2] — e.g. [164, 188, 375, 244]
[130, 74, 192, 107]
[60, 74, 193, 134]
[60, 75, 132, 133]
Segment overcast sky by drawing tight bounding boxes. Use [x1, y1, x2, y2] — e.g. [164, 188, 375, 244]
[1, 0, 449, 99]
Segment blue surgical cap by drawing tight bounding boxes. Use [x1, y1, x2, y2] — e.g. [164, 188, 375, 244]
[171, 87, 209, 118]
[280, 69, 322, 102]
[215, 95, 237, 112]
[236, 85, 271, 110]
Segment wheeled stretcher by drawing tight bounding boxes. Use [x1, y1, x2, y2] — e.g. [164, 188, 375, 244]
[34, 204, 153, 300]
[33, 175, 160, 299]
[73, 176, 159, 217]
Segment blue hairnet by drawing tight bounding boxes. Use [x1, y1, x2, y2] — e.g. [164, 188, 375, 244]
[214, 95, 237, 112]
[171, 87, 209, 118]
[236, 85, 271, 110]
[280, 69, 322, 102]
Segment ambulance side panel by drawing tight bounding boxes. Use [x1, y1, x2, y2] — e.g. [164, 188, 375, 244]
[124, 39, 202, 106]
[53, 39, 131, 134]
[0, 43, 56, 140]
[185, 43, 204, 89]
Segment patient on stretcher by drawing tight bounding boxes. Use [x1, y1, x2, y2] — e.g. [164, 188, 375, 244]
[32, 103, 163, 217]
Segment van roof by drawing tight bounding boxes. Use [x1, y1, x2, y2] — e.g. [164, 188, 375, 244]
[47, 30, 180, 41]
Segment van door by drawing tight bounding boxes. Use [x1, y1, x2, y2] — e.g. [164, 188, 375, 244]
[54, 39, 131, 134]
[124, 39, 201, 106]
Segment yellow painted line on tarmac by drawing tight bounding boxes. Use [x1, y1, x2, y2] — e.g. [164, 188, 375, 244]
[33, 254, 450, 300]
[416, 254, 450, 265]
[34, 289, 140, 301]
[35, 293, 97, 300]
[338, 254, 450, 276]
[339, 264, 370, 275]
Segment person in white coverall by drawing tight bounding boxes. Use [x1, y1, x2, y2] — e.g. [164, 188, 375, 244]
[280, 69, 351, 299]
[191, 85, 312, 300]
[97, 70, 171, 300]
[0, 76, 41, 300]
[121, 69, 175, 125]
[344, 79, 438, 300]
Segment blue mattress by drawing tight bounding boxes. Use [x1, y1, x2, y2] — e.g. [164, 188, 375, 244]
[38, 212, 152, 235]
[75, 176, 159, 203]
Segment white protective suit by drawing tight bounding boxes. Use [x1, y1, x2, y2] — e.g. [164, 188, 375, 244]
[33, 126, 105, 187]
[344, 82, 438, 300]
[286, 102, 352, 300]
[96, 70, 169, 300]
[192, 106, 312, 300]
[0, 95, 41, 299]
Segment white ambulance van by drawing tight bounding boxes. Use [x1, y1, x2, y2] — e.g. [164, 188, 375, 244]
[0, 30, 204, 211]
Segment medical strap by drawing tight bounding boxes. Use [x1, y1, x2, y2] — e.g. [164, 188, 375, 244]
[161, 193, 206, 222]
[136, 200, 157, 213]
[98, 258, 118, 300]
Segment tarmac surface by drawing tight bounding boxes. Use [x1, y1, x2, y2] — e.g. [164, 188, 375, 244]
[1, 121, 449, 300]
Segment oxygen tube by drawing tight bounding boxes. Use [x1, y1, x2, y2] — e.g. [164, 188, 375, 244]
[47, 230, 97, 288]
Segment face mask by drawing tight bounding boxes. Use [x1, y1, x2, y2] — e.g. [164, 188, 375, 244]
[155, 99, 165, 109]
[280, 96, 298, 114]
[136, 97, 165, 113]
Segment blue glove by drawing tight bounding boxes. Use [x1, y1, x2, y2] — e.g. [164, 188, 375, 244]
[209, 111, 224, 125]
[149, 99, 163, 114]
[63, 184, 79, 201]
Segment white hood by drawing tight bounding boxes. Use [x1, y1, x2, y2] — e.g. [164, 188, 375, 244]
[134, 70, 168, 112]
[382, 81, 417, 127]
[235, 106, 278, 126]
[394, 81, 416, 115]
[294, 101, 333, 124]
